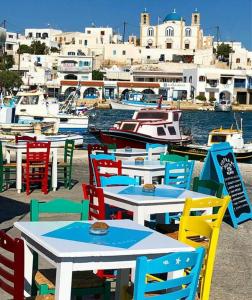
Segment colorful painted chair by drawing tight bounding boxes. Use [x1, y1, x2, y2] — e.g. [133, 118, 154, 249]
[57, 139, 75, 189]
[160, 153, 188, 162]
[100, 175, 139, 187]
[15, 135, 37, 143]
[93, 158, 121, 187]
[0, 230, 54, 299]
[124, 247, 205, 300]
[87, 144, 108, 185]
[146, 143, 167, 160]
[0, 141, 16, 192]
[30, 198, 111, 300]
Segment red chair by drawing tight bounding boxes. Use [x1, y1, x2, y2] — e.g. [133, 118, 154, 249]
[87, 144, 108, 185]
[15, 135, 37, 143]
[0, 230, 54, 300]
[93, 159, 122, 187]
[23, 142, 51, 195]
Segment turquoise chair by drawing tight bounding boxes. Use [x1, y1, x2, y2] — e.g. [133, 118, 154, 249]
[131, 247, 205, 300]
[30, 198, 111, 299]
[164, 160, 195, 224]
[100, 175, 139, 187]
[90, 153, 116, 185]
[146, 143, 167, 160]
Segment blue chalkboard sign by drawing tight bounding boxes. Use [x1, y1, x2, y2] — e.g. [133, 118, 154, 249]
[200, 142, 252, 228]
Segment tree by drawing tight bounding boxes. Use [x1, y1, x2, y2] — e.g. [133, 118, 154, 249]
[17, 44, 32, 54]
[92, 70, 103, 80]
[0, 70, 23, 94]
[0, 54, 15, 70]
[50, 47, 60, 53]
[216, 43, 232, 61]
[30, 41, 49, 55]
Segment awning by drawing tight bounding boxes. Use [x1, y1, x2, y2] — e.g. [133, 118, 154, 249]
[207, 74, 219, 80]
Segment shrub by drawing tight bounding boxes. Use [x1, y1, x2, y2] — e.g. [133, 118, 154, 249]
[195, 95, 207, 101]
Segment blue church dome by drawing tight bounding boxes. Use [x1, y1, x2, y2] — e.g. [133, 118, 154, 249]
[163, 9, 182, 22]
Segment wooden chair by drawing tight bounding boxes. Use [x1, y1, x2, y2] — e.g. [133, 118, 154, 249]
[124, 247, 205, 300]
[0, 141, 16, 192]
[30, 198, 111, 300]
[100, 175, 139, 187]
[87, 144, 108, 185]
[0, 230, 54, 299]
[22, 142, 51, 195]
[57, 139, 75, 189]
[15, 135, 37, 143]
[146, 143, 167, 160]
[160, 153, 188, 162]
[93, 159, 122, 187]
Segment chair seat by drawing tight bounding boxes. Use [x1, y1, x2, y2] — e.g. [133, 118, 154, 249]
[125, 284, 165, 299]
[35, 268, 105, 290]
[3, 162, 17, 167]
[22, 163, 47, 168]
[26, 295, 54, 300]
[155, 223, 179, 235]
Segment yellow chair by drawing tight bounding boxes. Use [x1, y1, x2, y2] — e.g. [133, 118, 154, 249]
[178, 215, 225, 300]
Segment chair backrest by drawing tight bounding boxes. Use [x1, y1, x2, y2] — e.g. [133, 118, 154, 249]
[26, 141, 51, 165]
[0, 230, 24, 299]
[133, 247, 205, 300]
[182, 196, 230, 228]
[89, 153, 116, 185]
[30, 198, 89, 221]
[82, 183, 105, 220]
[88, 144, 108, 185]
[146, 143, 167, 160]
[64, 139, 75, 164]
[15, 135, 37, 143]
[164, 160, 195, 189]
[178, 217, 220, 300]
[100, 175, 139, 187]
[93, 159, 122, 187]
[160, 153, 188, 162]
[193, 177, 224, 198]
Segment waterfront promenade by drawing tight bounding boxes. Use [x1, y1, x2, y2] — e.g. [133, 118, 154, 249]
[0, 149, 251, 300]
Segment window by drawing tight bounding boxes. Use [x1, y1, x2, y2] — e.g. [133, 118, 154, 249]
[143, 15, 147, 24]
[157, 127, 166, 136]
[166, 43, 172, 49]
[185, 43, 190, 49]
[173, 112, 179, 121]
[236, 58, 240, 63]
[36, 32, 41, 38]
[67, 52, 75, 55]
[147, 39, 153, 47]
[121, 123, 137, 131]
[101, 31, 105, 35]
[84, 40, 88, 46]
[185, 28, 191, 37]
[168, 126, 176, 135]
[21, 96, 39, 105]
[122, 50, 126, 55]
[8, 34, 13, 39]
[247, 58, 251, 65]
[147, 27, 154, 36]
[199, 76, 206, 82]
[79, 40, 82, 44]
[42, 32, 48, 39]
[189, 76, 192, 83]
[87, 30, 91, 34]
[72, 38, 75, 44]
[165, 27, 174, 37]
[113, 50, 116, 55]
[183, 76, 187, 82]
[211, 135, 226, 143]
[147, 55, 151, 59]
[28, 32, 33, 38]
[136, 112, 168, 119]
[194, 15, 198, 24]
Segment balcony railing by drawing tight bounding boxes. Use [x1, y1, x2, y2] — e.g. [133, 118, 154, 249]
[58, 66, 91, 72]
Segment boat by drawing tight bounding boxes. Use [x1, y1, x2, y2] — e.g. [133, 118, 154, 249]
[14, 90, 89, 133]
[90, 107, 192, 148]
[0, 122, 56, 134]
[214, 99, 232, 112]
[111, 92, 171, 110]
[169, 126, 252, 162]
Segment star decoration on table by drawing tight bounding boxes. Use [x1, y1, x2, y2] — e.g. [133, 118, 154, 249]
[176, 257, 181, 265]
[186, 257, 190, 262]
[163, 260, 169, 265]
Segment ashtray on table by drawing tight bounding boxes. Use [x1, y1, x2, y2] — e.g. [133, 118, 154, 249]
[142, 184, 156, 193]
[89, 222, 109, 235]
[135, 157, 144, 165]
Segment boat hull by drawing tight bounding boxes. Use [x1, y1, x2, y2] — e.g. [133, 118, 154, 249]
[91, 129, 191, 149]
[110, 100, 170, 110]
[169, 144, 252, 162]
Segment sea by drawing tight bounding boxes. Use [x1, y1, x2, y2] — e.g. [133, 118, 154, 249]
[84, 109, 252, 148]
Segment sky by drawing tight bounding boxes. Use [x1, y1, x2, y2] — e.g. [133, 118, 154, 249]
[1, 0, 252, 49]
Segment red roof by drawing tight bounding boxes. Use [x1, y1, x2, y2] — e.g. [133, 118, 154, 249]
[60, 80, 104, 87]
[117, 82, 160, 88]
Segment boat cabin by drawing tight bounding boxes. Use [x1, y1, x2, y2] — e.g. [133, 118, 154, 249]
[207, 128, 244, 149]
[113, 109, 184, 141]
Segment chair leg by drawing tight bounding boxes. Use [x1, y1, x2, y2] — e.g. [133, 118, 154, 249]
[104, 280, 111, 300]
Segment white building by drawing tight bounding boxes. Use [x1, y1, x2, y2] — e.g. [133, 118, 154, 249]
[25, 28, 62, 48]
[140, 9, 213, 50]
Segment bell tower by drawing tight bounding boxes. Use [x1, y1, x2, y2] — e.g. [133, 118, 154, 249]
[191, 8, 200, 26]
[140, 9, 150, 26]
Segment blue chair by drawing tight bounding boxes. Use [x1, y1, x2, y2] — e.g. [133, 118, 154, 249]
[132, 247, 205, 300]
[89, 153, 116, 185]
[146, 143, 167, 160]
[100, 175, 139, 187]
[164, 160, 195, 224]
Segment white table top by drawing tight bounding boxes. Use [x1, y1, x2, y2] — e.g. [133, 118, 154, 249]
[102, 184, 211, 206]
[122, 160, 165, 170]
[14, 220, 192, 258]
[5, 142, 59, 149]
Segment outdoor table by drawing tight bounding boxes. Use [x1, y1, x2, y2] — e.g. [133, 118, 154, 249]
[122, 160, 165, 184]
[14, 219, 193, 300]
[102, 184, 213, 225]
[96, 147, 162, 161]
[5, 142, 58, 193]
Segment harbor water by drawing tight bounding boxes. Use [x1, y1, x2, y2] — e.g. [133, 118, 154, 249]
[85, 109, 252, 147]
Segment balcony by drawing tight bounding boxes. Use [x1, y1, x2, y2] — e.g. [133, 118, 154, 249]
[58, 66, 91, 73]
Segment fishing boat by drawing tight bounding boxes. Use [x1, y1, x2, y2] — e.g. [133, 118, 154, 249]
[14, 90, 89, 133]
[91, 107, 192, 148]
[214, 99, 232, 112]
[111, 92, 171, 110]
[170, 126, 252, 162]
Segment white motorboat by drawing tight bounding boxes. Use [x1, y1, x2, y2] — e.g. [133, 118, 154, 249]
[14, 91, 89, 133]
[214, 99, 232, 112]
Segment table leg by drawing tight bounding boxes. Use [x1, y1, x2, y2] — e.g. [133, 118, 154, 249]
[16, 149, 22, 193]
[6, 149, 11, 163]
[52, 149, 58, 191]
[143, 171, 152, 184]
[23, 241, 34, 297]
[55, 261, 73, 300]
[133, 208, 145, 225]
[115, 268, 130, 300]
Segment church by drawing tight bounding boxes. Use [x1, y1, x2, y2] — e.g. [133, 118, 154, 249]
[140, 9, 213, 50]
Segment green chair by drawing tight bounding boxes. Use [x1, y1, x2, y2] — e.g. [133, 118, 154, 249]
[30, 198, 111, 300]
[160, 153, 189, 162]
[57, 140, 75, 189]
[0, 141, 17, 192]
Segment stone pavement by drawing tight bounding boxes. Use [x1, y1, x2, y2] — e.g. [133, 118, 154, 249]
[0, 153, 251, 299]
